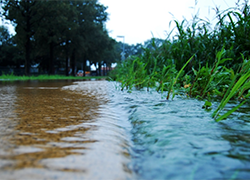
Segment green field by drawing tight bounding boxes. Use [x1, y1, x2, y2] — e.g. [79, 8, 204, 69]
[0, 74, 106, 81]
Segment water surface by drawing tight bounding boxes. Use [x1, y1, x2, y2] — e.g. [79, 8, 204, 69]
[117, 88, 250, 179]
[0, 80, 250, 180]
[0, 80, 133, 180]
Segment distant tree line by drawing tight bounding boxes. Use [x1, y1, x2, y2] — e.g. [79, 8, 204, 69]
[0, 0, 121, 76]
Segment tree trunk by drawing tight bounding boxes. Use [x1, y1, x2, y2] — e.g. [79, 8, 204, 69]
[104, 63, 106, 76]
[25, 36, 31, 76]
[49, 42, 54, 75]
[65, 42, 69, 76]
[95, 62, 98, 76]
[107, 64, 110, 75]
[65, 57, 69, 76]
[83, 58, 86, 77]
[71, 49, 76, 76]
[98, 62, 101, 76]
[25, 15, 31, 76]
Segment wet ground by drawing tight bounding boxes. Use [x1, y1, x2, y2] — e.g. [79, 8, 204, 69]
[0, 80, 250, 180]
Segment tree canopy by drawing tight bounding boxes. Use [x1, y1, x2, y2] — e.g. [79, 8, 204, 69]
[0, 25, 21, 67]
[2, 0, 119, 75]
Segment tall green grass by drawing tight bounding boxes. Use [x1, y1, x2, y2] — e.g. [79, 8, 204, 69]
[111, 2, 250, 121]
[212, 56, 250, 121]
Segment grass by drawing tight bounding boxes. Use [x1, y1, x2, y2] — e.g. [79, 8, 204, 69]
[0, 74, 107, 81]
[212, 57, 250, 121]
[110, 2, 250, 122]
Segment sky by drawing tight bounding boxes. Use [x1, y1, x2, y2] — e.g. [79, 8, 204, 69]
[98, 0, 243, 45]
[1, 0, 245, 45]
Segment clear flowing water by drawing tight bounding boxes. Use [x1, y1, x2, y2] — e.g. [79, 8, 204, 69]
[0, 80, 250, 180]
[119, 90, 250, 180]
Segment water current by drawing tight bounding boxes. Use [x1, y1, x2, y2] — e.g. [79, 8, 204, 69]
[0, 80, 250, 180]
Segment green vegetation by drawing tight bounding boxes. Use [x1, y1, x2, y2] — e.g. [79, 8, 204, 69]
[0, 73, 106, 81]
[110, 2, 250, 122]
[212, 57, 250, 121]
[1, 0, 119, 76]
[1, 1, 250, 121]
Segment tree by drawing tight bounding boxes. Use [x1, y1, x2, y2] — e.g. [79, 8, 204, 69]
[0, 25, 21, 67]
[3, 0, 117, 76]
[0, 25, 10, 45]
[66, 0, 110, 76]
[3, 0, 43, 75]
[33, 1, 78, 75]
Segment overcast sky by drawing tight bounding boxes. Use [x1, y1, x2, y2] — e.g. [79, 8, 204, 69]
[1, 0, 245, 45]
[99, 0, 244, 45]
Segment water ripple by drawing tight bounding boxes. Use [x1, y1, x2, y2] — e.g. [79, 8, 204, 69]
[111, 85, 250, 180]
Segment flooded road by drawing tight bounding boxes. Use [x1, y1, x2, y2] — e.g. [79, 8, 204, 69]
[0, 80, 133, 180]
[0, 80, 250, 180]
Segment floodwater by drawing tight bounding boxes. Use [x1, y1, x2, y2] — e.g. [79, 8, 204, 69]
[0, 80, 250, 180]
[0, 80, 133, 180]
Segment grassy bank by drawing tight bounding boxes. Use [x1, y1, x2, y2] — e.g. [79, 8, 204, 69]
[0, 74, 107, 81]
[110, 3, 250, 122]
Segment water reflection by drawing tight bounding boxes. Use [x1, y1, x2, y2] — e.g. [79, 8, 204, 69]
[0, 84, 18, 169]
[0, 80, 133, 180]
[1, 81, 99, 171]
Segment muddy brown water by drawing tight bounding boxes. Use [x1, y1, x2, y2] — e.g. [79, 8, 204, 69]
[0, 80, 133, 180]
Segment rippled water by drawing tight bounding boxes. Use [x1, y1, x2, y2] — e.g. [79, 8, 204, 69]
[0, 80, 250, 180]
[0, 80, 133, 180]
[119, 90, 250, 179]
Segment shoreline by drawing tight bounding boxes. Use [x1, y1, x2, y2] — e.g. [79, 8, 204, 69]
[0, 75, 108, 81]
